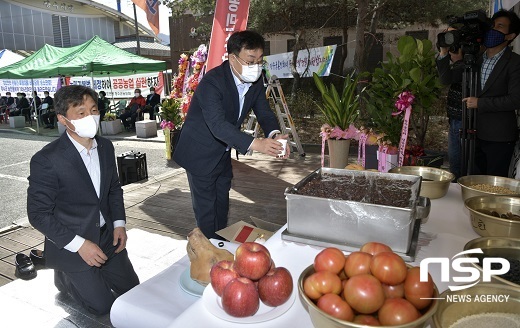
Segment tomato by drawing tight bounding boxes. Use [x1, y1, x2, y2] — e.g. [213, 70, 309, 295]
[344, 251, 372, 278]
[378, 298, 421, 326]
[404, 266, 434, 310]
[382, 282, 405, 299]
[360, 242, 392, 255]
[314, 247, 346, 274]
[317, 293, 355, 322]
[370, 251, 407, 285]
[353, 314, 381, 326]
[343, 274, 385, 314]
[303, 271, 342, 300]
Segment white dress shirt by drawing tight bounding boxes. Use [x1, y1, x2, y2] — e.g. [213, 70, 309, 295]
[229, 67, 280, 151]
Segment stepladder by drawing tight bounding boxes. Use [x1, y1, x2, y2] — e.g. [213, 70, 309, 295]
[244, 75, 305, 157]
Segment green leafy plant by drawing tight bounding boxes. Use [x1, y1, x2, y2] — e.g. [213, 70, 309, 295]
[102, 112, 116, 121]
[364, 35, 442, 148]
[159, 97, 184, 130]
[313, 72, 363, 132]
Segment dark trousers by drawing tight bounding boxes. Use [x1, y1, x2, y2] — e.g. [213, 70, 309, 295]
[142, 105, 155, 120]
[186, 152, 233, 239]
[41, 112, 56, 126]
[54, 226, 139, 315]
[474, 138, 516, 177]
[120, 110, 139, 129]
[448, 118, 462, 180]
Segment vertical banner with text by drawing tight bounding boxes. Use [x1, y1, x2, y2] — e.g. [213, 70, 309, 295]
[205, 0, 250, 72]
[132, 0, 160, 35]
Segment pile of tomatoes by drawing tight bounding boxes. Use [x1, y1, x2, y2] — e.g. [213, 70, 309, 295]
[303, 242, 434, 326]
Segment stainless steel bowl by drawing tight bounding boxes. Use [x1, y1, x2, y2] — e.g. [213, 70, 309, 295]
[298, 264, 439, 328]
[389, 166, 454, 199]
[463, 237, 520, 288]
[457, 175, 520, 201]
[433, 284, 520, 328]
[464, 196, 520, 237]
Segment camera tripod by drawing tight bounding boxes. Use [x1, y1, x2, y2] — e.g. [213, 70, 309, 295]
[460, 57, 479, 176]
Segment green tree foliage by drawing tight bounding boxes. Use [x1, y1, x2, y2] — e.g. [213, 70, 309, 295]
[364, 36, 443, 148]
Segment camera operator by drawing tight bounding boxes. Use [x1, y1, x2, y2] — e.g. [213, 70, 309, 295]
[438, 9, 520, 177]
[436, 26, 465, 180]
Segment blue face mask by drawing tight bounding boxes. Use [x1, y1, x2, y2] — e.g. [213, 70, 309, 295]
[484, 29, 507, 48]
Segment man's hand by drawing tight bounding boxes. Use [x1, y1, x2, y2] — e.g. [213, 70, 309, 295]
[274, 134, 291, 158]
[250, 135, 290, 158]
[450, 48, 463, 62]
[113, 227, 128, 253]
[78, 240, 108, 267]
[463, 97, 479, 109]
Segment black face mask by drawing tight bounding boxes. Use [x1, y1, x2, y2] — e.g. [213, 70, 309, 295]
[484, 29, 507, 48]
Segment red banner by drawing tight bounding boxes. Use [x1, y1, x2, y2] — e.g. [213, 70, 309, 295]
[205, 0, 250, 72]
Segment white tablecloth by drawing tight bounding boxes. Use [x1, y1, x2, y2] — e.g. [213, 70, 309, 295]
[111, 183, 480, 328]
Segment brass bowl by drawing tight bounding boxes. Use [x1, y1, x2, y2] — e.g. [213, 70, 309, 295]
[464, 196, 520, 238]
[463, 237, 520, 288]
[389, 166, 454, 199]
[457, 175, 520, 202]
[298, 264, 439, 328]
[432, 284, 520, 328]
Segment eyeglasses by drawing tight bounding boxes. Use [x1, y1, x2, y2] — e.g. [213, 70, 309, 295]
[234, 54, 267, 68]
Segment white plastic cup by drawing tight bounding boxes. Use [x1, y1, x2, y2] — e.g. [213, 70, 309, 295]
[278, 139, 287, 157]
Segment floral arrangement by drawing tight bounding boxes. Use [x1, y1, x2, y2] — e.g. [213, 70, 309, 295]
[159, 97, 184, 131]
[320, 124, 360, 142]
[171, 54, 189, 99]
[102, 113, 116, 121]
[170, 45, 208, 115]
[180, 44, 208, 114]
[363, 35, 442, 149]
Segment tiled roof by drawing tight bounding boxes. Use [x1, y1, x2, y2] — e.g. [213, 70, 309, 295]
[113, 41, 171, 57]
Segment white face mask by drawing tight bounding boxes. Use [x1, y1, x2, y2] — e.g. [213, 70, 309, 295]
[65, 115, 100, 139]
[135, 93, 140, 97]
[232, 55, 262, 83]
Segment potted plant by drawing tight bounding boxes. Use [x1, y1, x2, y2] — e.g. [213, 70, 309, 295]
[159, 97, 184, 159]
[100, 112, 122, 135]
[363, 35, 443, 169]
[313, 72, 364, 168]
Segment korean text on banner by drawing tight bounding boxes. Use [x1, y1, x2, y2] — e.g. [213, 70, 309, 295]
[206, 0, 250, 72]
[132, 0, 160, 35]
[264, 45, 337, 79]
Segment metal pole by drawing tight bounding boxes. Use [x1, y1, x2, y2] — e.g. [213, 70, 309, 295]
[31, 79, 40, 134]
[133, 3, 141, 56]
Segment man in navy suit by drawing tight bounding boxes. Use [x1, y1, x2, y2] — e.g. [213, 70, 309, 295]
[173, 30, 289, 239]
[438, 9, 520, 177]
[27, 85, 139, 315]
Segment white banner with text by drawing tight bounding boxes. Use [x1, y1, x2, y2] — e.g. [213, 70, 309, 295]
[264, 45, 337, 79]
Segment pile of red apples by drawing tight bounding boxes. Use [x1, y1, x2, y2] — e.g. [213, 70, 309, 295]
[210, 241, 293, 317]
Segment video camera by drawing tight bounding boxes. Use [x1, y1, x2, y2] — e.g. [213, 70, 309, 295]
[437, 9, 491, 56]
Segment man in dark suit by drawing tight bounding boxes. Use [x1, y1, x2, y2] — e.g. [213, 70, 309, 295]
[144, 87, 161, 120]
[466, 9, 520, 177]
[173, 30, 289, 239]
[438, 9, 520, 177]
[27, 85, 139, 315]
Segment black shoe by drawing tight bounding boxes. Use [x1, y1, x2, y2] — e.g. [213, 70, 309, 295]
[15, 253, 36, 280]
[30, 249, 45, 267]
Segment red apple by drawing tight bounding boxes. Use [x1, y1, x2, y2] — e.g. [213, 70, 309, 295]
[210, 260, 240, 297]
[234, 242, 272, 281]
[221, 277, 260, 317]
[258, 267, 294, 307]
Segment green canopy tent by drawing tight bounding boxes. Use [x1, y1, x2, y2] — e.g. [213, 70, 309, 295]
[0, 35, 167, 78]
[0, 36, 167, 132]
